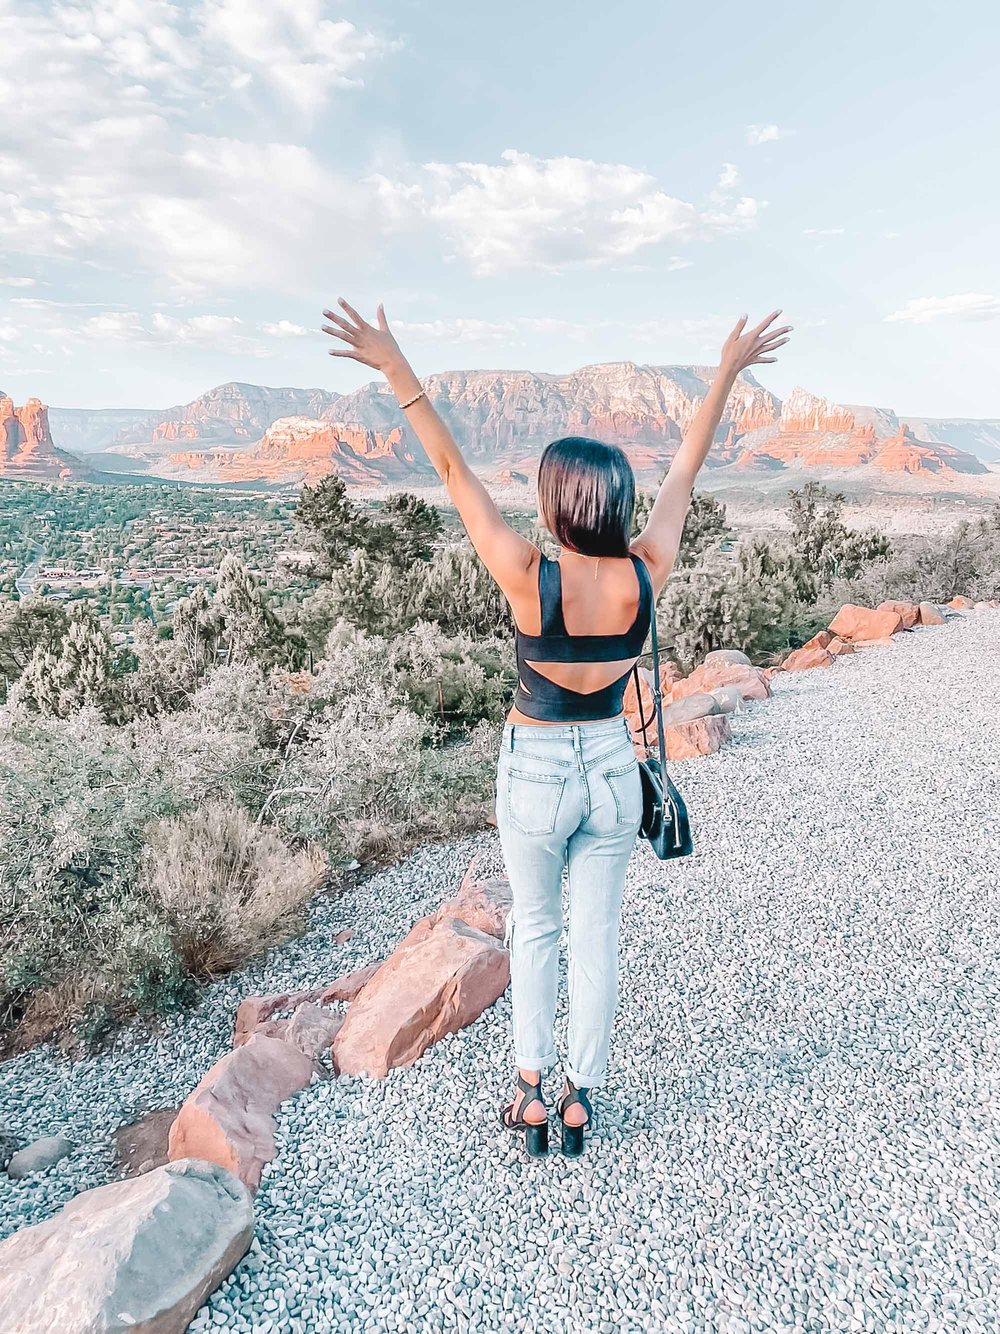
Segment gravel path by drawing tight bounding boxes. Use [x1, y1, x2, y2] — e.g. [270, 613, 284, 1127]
[2, 613, 999, 1333]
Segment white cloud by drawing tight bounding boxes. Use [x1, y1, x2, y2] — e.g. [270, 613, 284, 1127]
[0, 275, 35, 288]
[0, 0, 390, 295]
[201, 0, 391, 116]
[0, 324, 18, 342]
[746, 124, 787, 146]
[80, 309, 268, 353]
[260, 319, 309, 337]
[716, 162, 739, 190]
[885, 293, 1000, 324]
[389, 313, 732, 350]
[803, 227, 845, 236]
[370, 150, 763, 276]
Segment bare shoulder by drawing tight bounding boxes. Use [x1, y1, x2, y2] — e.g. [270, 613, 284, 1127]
[498, 542, 543, 630]
[628, 538, 670, 597]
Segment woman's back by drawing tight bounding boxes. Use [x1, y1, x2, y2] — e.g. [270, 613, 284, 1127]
[509, 550, 652, 723]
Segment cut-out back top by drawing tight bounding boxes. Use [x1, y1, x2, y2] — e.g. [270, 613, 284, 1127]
[512, 552, 653, 722]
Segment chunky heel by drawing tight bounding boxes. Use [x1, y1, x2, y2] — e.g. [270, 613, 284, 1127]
[525, 1122, 549, 1157]
[500, 1073, 549, 1157]
[556, 1080, 595, 1157]
[561, 1122, 584, 1157]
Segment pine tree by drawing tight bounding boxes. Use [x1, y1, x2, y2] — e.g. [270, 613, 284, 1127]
[214, 554, 286, 668]
[14, 610, 119, 719]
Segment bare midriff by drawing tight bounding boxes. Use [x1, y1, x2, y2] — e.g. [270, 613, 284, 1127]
[506, 703, 627, 726]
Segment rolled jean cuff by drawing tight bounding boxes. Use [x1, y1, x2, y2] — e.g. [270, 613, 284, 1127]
[566, 1065, 605, 1089]
[514, 1049, 558, 1074]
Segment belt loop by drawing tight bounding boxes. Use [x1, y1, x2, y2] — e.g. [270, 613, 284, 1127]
[508, 724, 516, 752]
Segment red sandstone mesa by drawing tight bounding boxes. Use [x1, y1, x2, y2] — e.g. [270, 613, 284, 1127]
[168, 1034, 313, 1192]
[828, 604, 904, 642]
[0, 394, 79, 479]
[332, 916, 510, 1079]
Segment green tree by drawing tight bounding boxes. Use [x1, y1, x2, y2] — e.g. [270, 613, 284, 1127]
[295, 475, 371, 575]
[367, 493, 443, 568]
[788, 482, 891, 592]
[14, 609, 121, 720]
[0, 597, 70, 698]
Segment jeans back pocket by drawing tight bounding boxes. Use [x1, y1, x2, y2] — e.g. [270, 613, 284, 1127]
[603, 757, 641, 826]
[506, 768, 567, 836]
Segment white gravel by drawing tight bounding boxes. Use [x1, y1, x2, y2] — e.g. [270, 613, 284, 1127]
[3, 612, 999, 1333]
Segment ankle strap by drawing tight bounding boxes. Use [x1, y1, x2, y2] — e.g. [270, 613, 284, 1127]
[516, 1072, 544, 1107]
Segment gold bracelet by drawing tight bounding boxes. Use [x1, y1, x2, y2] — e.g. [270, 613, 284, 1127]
[398, 389, 425, 410]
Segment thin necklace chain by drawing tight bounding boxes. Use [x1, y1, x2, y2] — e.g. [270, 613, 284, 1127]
[556, 548, 604, 580]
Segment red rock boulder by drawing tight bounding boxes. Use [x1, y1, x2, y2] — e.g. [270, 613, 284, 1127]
[233, 962, 381, 1047]
[333, 917, 510, 1079]
[947, 595, 974, 610]
[801, 630, 833, 651]
[430, 858, 512, 940]
[672, 661, 772, 703]
[827, 636, 855, 656]
[168, 1034, 313, 1192]
[782, 644, 835, 671]
[828, 603, 904, 642]
[917, 602, 946, 626]
[662, 713, 731, 760]
[876, 600, 919, 629]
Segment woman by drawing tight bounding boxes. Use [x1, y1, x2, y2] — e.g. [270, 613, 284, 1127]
[322, 300, 791, 1156]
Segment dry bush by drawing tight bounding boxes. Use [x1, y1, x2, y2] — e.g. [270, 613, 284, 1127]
[141, 801, 328, 978]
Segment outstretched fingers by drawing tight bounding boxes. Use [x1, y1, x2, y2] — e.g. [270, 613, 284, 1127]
[337, 297, 368, 329]
[751, 308, 783, 336]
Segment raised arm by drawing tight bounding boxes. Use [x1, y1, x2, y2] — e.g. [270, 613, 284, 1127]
[631, 310, 792, 593]
[322, 299, 537, 593]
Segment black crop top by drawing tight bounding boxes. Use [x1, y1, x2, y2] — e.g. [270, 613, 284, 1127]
[513, 552, 653, 722]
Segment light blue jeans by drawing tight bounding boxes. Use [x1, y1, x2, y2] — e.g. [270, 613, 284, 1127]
[495, 715, 643, 1089]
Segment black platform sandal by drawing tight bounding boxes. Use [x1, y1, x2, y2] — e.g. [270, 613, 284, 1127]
[500, 1073, 549, 1157]
[556, 1080, 595, 1157]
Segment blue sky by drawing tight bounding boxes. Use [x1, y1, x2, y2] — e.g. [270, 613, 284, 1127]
[1, 0, 999, 417]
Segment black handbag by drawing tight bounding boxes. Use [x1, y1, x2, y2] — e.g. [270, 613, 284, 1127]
[631, 611, 694, 860]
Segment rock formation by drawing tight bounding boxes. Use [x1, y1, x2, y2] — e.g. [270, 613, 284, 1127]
[162, 416, 433, 486]
[0, 394, 84, 479]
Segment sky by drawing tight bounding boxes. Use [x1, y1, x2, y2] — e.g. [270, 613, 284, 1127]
[1, 0, 999, 418]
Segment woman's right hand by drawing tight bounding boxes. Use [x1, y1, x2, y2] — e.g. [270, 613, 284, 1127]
[322, 299, 405, 374]
[719, 310, 793, 376]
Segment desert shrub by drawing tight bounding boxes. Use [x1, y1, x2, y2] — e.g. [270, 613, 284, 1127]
[0, 597, 70, 701]
[10, 609, 126, 722]
[140, 800, 327, 978]
[265, 641, 496, 861]
[133, 665, 279, 810]
[657, 539, 808, 670]
[326, 539, 510, 640]
[385, 620, 515, 733]
[787, 482, 892, 594]
[817, 504, 1000, 613]
[0, 705, 189, 1047]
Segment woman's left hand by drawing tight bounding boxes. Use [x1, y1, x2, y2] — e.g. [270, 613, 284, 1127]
[322, 299, 404, 373]
[719, 310, 793, 376]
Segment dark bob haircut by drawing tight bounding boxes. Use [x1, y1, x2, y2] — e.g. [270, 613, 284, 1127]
[537, 436, 635, 558]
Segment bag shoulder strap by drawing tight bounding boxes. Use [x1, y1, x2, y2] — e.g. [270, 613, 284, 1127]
[632, 601, 667, 761]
